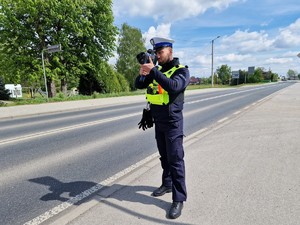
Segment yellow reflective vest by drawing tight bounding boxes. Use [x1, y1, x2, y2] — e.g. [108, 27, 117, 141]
[146, 65, 185, 105]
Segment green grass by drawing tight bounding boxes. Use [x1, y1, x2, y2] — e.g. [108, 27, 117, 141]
[0, 90, 145, 107]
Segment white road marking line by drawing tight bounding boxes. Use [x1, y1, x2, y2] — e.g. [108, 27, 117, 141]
[218, 117, 228, 123]
[0, 112, 140, 146]
[186, 85, 274, 105]
[23, 152, 159, 225]
[233, 111, 241, 115]
[185, 128, 208, 141]
[0, 105, 138, 130]
[257, 98, 265, 102]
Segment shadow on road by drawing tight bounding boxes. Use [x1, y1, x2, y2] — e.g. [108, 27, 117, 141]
[28, 176, 97, 203]
[28, 176, 192, 224]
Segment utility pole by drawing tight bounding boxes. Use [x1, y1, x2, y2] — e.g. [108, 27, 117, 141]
[211, 36, 220, 87]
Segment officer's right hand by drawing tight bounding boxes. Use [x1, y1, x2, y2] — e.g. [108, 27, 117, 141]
[141, 57, 155, 75]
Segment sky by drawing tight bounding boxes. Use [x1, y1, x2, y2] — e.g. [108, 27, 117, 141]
[112, 0, 300, 78]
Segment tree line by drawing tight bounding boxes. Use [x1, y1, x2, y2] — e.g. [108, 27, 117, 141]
[191, 66, 300, 86]
[216, 65, 280, 85]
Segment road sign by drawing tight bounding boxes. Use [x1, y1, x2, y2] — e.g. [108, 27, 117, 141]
[47, 44, 61, 53]
[248, 66, 255, 75]
[232, 71, 239, 79]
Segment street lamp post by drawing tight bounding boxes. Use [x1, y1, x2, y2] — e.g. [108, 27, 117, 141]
[211, 36, 220, 87]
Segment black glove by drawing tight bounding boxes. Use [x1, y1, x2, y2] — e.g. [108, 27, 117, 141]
[138, 108, 153, 130]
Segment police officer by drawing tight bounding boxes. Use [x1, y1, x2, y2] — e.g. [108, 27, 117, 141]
[135, 37, 190, 219]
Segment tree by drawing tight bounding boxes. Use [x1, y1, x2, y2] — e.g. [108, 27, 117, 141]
[96, 61, 129, 93]
[78, 61, 129, 95]
[239, 70, 247, 84]
[216, 65, 231, 85]
[248, 68, 264, 83]
[0, 77, 10, 100]
[116, 23, 146, 90]
[269, 71, 279, 82]
[287, 69, 297, 80]
[0, 0, 117, 97]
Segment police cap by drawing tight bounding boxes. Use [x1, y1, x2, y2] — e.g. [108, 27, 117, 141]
[150, 37, 174, 51]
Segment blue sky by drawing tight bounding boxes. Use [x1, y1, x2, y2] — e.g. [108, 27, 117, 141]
[112, 0, 300, 77]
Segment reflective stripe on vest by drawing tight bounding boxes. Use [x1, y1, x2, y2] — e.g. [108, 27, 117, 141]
[146, 65, 185, 105]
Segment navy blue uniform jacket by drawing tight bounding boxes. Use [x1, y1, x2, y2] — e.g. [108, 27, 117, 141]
[135, 58, 190, 123]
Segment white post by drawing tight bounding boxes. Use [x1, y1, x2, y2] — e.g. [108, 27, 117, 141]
[41, 50, 49, 101]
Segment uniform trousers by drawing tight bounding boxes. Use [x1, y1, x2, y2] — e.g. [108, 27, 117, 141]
[155, 119, 187, 202]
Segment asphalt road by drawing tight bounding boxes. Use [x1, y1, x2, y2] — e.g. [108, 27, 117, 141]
[0, 82, 293, 225]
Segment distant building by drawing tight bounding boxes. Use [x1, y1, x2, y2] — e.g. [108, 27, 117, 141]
[189, 76, 201, 85]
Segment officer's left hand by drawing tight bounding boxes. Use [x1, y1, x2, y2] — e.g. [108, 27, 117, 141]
[140, 57, 155, 76]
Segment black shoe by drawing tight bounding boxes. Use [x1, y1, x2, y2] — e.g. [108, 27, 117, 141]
[168, 201, 183, 219]
[152, 185, 172, 197]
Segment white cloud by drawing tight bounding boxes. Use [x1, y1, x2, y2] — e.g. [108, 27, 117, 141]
[221, 30, 274, 54]
[260, 19, 273, 27]
[265, 57, 293, 64]
[282, 51, 300, 57]
[195, 54, 211, 65]
[218, 53, 252, 62]
[142, 23, 172, 49]
[220, 19, 300, 53]
[114, 0, 240, 23]
[274, 18, 300, 48]
[174, 50, 185, 59]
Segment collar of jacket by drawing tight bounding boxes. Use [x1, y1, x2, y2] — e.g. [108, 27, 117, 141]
[159, 57, 180, 72]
